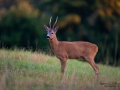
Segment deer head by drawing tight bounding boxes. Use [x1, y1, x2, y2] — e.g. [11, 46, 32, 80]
[44, 17, 59, 40]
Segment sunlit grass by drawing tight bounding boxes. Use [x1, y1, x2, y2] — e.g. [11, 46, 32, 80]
[0, 49, 120, 90]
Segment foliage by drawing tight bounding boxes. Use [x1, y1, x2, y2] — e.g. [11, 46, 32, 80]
[0, 0, 120, 66]
[0, 1, 49, 50]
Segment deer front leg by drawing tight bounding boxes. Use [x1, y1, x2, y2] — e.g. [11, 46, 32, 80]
[59, 58, 67, 74]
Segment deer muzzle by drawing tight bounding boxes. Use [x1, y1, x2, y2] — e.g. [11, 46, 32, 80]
[47, 36, 50, 39]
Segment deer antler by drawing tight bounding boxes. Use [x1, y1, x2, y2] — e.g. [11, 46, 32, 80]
[49, 17, 52, 28]
[53, 17, 58, 28]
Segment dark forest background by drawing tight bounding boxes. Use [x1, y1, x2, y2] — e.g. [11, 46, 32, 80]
[0, 0, 120, 66]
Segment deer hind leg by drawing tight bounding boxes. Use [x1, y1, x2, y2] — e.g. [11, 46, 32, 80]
[92, 62, 99, 80]
[94, 62, 99, 74]
[85, 57, 99, 80]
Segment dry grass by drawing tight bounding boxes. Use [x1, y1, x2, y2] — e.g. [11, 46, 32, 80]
[0, 49, 50, 62]
[0, 49, 120, 90]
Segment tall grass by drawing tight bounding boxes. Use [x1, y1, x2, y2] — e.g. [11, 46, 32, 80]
[0, 49, 120, 90]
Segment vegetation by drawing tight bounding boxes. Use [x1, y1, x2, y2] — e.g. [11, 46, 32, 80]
[0, 0, 120, 66]
[0, 49, 120, 90]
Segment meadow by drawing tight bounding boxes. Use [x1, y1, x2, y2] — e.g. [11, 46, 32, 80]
[0, 49, 120, 90]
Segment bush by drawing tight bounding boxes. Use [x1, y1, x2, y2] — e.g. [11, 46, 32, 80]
[0, 1, 49, 50]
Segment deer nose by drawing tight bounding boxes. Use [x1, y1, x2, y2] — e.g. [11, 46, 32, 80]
[47, 36, 50, 39]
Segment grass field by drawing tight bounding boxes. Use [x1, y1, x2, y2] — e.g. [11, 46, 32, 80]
[0, 49, 120, 90]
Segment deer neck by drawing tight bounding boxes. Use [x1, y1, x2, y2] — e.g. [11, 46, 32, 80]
[49, 35, 59, 52]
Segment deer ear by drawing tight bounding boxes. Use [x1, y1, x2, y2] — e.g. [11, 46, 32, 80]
[54, 26, 59, 33]
[44, 25, 50, 32]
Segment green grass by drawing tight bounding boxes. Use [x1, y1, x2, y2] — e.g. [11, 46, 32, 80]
[0, 49, 120, 90]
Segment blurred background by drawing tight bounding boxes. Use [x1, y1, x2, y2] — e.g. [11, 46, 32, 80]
[0, 0, 120, 66]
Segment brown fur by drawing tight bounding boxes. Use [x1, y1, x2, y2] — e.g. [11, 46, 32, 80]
[48, 33, 99, 80]
[44, 17, 99, 80]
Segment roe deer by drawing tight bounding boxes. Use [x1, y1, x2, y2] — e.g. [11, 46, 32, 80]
[44, 17, 99, 80]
